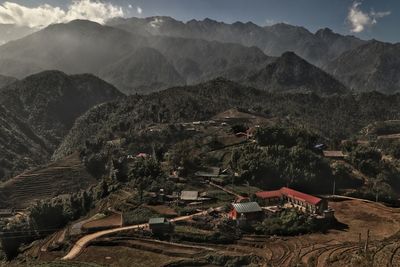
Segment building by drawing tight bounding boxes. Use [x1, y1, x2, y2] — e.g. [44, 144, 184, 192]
[255, 187, 329, 215]
[228, 202, 263, 221]
[180, 191, 200, 201]
[148, 217, 173, 235]
[0, 209, 13, 218]
[195, 167, 228, 182]
[179, 190, 212, 204]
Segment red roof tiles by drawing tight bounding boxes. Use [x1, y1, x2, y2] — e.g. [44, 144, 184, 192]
[255, 190, 282, 199]
[256, 187, 322, 205]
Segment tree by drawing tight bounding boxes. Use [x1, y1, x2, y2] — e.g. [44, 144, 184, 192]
[128, 158, 165, 202]
[167, 139, 200, 175]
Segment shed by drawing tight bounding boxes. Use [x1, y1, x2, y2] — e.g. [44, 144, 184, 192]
[180, 191, 199, 201]
[229, 202, 263, 221]
[148, 217, 173, 234]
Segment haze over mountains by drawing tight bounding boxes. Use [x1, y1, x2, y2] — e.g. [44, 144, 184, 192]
[0, 15, 400, 178]
[0, 16, 399, 94]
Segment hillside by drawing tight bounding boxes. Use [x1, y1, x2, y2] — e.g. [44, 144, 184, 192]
[54, 79, 400, 160]
[0, 24, 36, 45]
[326, 41, 400, 94]
[0, 20, 272, 94]
[99, 47, 185, 94]
[244, 52, 348, 95]
[0, 70, 123, 180]
[0, 74, 17, 89]
[108, 17, 365, 66]
[0, 152, 97, 209]
[0, 20, 147, 78]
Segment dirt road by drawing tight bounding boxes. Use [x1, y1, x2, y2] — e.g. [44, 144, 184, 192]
[62, 210, 209, 260]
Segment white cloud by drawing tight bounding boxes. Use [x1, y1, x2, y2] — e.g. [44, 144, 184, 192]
[265, 19, 276, 26]
[347, 1, 391, 33]
[137, 6, 143, 15]
[0, 0, 124, 28]
[150, 17, 163, 28]
[128, 4, 133, 9]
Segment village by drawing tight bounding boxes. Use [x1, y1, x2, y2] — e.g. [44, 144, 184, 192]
[1, 109, 400, 267]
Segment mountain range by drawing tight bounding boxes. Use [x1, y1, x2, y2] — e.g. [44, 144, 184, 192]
[0, 17, 399, 94]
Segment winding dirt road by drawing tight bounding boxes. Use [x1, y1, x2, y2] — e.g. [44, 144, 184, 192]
[62, 210, 209, 260]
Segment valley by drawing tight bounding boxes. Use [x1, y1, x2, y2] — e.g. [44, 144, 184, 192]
[0, 3, 400, 266]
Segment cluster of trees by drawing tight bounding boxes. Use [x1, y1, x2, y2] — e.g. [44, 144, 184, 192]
[254, 126, 319, 149]
[254, 209, 329, 236]
[346, 145, 399, 203]
[230, 126, 332, 192]
[128, 157, 166, 201]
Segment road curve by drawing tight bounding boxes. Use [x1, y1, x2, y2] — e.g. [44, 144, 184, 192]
[62, 210, 209, 260]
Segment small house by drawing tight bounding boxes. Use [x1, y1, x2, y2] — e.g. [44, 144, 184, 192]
[0, 209, 13, 218]
[148, 217, 173, 235]
[229, 202, 263, 221]
[180, 190, 212, 204]
[195, 167, 229, 182]
[180, 191, 199, 201]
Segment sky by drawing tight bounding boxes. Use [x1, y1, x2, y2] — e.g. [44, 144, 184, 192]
[0, 0, 398, 43]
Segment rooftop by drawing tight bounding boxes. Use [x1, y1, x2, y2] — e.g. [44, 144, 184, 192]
[149, 217, 167, 225]
[180, 191, 199, 201]
[256, 187, 322, 205]
[232, 202, 262, 213]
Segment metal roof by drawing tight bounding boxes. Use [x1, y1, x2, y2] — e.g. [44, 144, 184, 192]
[149, 217, 166, 225]
[232, 202, 262, 213]
[180, 191, 199, 200]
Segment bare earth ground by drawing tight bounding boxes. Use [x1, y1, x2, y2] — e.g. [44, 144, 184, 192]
[76, 246, 182, 267]
[23, 199, 400, 266]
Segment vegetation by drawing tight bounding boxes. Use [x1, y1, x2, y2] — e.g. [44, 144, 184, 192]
[254, 209, 330, 235]
[230, 126, 332, 192]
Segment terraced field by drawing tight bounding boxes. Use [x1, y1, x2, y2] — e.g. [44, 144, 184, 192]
[29, 199, 400, 266]
[0, 152, 96, 208]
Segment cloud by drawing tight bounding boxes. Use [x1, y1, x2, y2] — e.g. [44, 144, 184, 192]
[137, 6, 143, 15]
[265, 19, 276, 26]
[0, 0, 124, 28]
[347, 1, 391, 33]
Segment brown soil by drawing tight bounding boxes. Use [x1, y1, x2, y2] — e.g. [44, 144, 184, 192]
[76, 246, 182, 267]
[144, 205, 178, 216]
[82, 213, 122, 230]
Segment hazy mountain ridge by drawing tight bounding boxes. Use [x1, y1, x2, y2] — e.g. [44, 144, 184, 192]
[0, 74, 17, 89]
[0, 20, 272, 95]
[108, 17, 366, 66]
[0, 70, 123, 180]
[244, 51, 348, 95]
[0, 24, 37, 45]
[326, 41, 400, 94]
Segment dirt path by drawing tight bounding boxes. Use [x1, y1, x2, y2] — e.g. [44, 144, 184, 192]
[62, 210, 210, 260]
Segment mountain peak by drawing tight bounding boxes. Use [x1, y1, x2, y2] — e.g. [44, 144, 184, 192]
[315, 27, 334, 37]
[244, 52, 348, 95]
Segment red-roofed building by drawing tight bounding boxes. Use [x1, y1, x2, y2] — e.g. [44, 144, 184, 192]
[255, 187, 328, 215]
